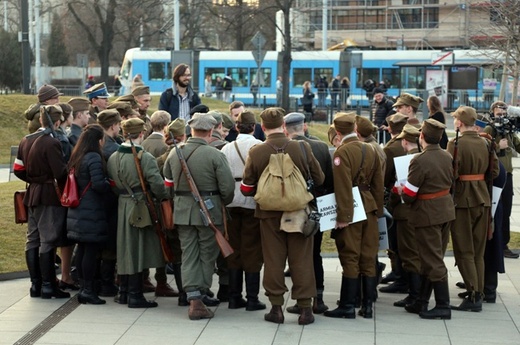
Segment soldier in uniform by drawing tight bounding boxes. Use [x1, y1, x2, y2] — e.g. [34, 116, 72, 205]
[132, 85, 153, 138]
[324, 112, 383, 320]
[390, 124, 422, 308]
[447, 106, 499, 312]
[220, 111, 266, 311]
[163, 113, 235, 320]
[14, 105, 70, 299]
[392, 93, 423, 127]
[283, 112, 333, 315]
[24, 84, 63, 134]
[107, 118, 169, 308]
[241, 108, 324, 325]
[207, 111, 229, 150]
[114, 94, 140, 111]
[399, 119, 455, 320]
[67, 97, 91, 147]
[142, 110, 170, 158]
[84, 82, 110, 123]
[380, 114, 409, 292]
[356, 115, 386, 172]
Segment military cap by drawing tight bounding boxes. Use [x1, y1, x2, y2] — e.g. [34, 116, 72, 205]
[386, 113, 408, 133]
[97, 109, 122, 128]
[490, 101, 507, 113]
[121, 118, 145, 135]
[168, 118, 186, 137]
[222, 114, 234, 130]
[190, 104, 210, 116]
[327, 125, 337, 145]
[355, 115, 377, 137]
[114, 94, 139, 109]
[421, 118, 446, 141]
[68, 97, 90, 113]
[58, 103, 73, 117]
[40, 104, 64, 124]
[396, 124, 421, 142]
[407, 117, 421, 129]
[333, 112, 356, 134]
[207, 110, 223, 124]
[260, 107, 285, 129]
[37, 84, 63, 103]
[83, 82, 110, 100]
[188, 113, 217, 131]
[451, 106, 477, 126]
[108, 101, 140, 118]
[394, 93, 424, 109]
[237, 111, 256, 125]
[284, 112, 305, 126]
[131, 85, 150, 97]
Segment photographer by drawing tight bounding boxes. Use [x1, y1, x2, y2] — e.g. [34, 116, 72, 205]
[483, 101, 520, 259]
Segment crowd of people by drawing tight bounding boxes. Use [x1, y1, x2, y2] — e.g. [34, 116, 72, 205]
[13, 62, 518, 325]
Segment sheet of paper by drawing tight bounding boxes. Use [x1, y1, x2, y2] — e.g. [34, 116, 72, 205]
[492, 186, 503, 217]
[394, 154, 417, 186]
[316, 187, 367, 231]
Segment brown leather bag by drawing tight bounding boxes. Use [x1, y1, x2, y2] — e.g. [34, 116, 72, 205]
[14, 190, 28, 224]
[161, 199, 174, 231]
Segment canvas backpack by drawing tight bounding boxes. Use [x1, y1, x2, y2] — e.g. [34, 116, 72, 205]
[254, 142, 313, 212]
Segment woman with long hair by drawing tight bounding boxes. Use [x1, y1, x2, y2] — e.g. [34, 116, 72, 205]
[302, 81, 315, 117]
[427, 95, 448, 149]
[66, 124, 112, 304]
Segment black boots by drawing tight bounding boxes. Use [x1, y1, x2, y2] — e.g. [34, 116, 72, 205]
[171, 263, 188, 306]
[452, 290, 482, 312]
[228, 269, 247, 309]
[324, 277, 357, 319]
[26, 248, 41, 297]
[98, 259, 118, 297]
[394, 272, 421, 307]
[78, 280, 106, 305]
[420, 280, 451, 319]
[358, 276, 377, 318]
[405, 276, 432, 314]
[128, 272, 158, 308]
[244, 272, 266, 311]
[114, 275, 128, 304]
[313, 290, 329, 314]
[40, 251, 70, 299]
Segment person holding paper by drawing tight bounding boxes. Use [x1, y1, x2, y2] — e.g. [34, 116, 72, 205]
[399, 119, 455, 320]
[324, 112, 383, 320]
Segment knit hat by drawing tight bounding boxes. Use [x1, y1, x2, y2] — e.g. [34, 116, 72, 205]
[355, 115, 377, 137]
[396, 124, 421, 142]
[260, 107, 285, 129]
[421, 118, 446, 142]
[68, 97, 90, 113]
[168, 118, 186, 137]
[121, 118, 145, 135]
[373, 87, 384, 95]
[333, 112, 356, 134]
[451, 106, 477, 126]
[97, 109, 122, 129]
[37, 85, 63, 103]
[237, 111, 256, 125]
[188, 113, 217, 131]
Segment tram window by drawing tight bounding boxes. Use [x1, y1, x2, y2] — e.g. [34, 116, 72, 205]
[400, 67, 426, 88]
[450, 66, 478, 89]
[293, 68, 312, 87]
[251, 68, 272, 87]
[166, 63, 172, 79]
[315, 68, 333, 87]
[228, 68, 248, 87]
[382, 68, 399, 88]
[204, 68, 225, 85]
[149, 62, 166, 80]
[356, 68, 379, 88]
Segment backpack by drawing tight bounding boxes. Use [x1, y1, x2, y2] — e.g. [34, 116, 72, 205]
[254, 142, 313, 212]
[60, 168, 91, 208]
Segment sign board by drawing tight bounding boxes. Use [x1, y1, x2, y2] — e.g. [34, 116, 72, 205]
[77, 54, 88, 68]
[252, 50, 267, 67]
[251, 31, 266, 49]
[316, 188, 367, 231]
[431, 51, 454, 66]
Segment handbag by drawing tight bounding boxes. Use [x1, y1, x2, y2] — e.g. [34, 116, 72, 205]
[161, 199, 174, 231]
[14, 189, 28, 224]
[60, 168, 91, 208]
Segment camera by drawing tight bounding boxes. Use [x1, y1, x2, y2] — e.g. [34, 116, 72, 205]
[491, 105, 520, 135]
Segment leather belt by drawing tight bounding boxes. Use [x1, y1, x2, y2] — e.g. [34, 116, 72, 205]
[119, 187, 144, 195]
[175, 190, 220, 196]
[417, 189, 450, 200]
[459, 174, 485, 181]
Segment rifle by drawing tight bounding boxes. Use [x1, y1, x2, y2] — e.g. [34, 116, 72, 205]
[172, 140, 234, 258]
[128, 137, 174, 262]
[451, 127, 460, 199]
[480, 132, 496, 240]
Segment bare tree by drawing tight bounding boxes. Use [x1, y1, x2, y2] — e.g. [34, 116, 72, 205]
[470, 1, 520, 105]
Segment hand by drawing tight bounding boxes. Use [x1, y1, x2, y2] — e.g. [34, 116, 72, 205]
[499, 138, 509, 150]
[335, 221, 349, 230]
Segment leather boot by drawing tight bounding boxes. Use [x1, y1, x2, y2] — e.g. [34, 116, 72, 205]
[142, 270, 156, 293]
[394, 271, 420, 307]
[245, 272, 266, 311]
[358, 276, 377, 318]
[452, 290, 482, 312]
[155, 282, 179, 297]
[128, 273, 158, 308]
[114, 275, 128, 304]
[98, 259, 118, 297]
[228, 269, 247, 309]
[405, 276, 432, 314]
[483, 267, 497, 303]
[313, 290, 329, 314]
[78, 280, 106, 305]
[298, 307, 315, 325]
[379, 274, 408, 293]
[26, 248, 41, 297]
[40, 251, 70, 299]
[171, 263, 188, 306]
[188, 298, 214, 320]
[420, 280, 451, 319]
[324, 276, 357, 319]
[264, 305, 284, 324]
[217, 283, 229, 302]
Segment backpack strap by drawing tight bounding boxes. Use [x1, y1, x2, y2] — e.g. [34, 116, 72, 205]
[234, 141, 246, 165]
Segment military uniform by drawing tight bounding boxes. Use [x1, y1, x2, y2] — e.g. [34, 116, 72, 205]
[447, 107, 499, 311]
[142, 132, 168, 158]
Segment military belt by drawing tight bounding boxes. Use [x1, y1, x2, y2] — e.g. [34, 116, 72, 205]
[175, 190, 220, 196]
[118, 187, 144, 195]
[417, 189, 450, 200]
[458, 174, 485, 181]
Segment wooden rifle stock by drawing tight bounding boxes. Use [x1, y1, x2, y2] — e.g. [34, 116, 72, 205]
[172, 141, 234, 258]
[451, 128, 460, 199]
[481, 132, 496, 240]
[129, 138, 174, 262]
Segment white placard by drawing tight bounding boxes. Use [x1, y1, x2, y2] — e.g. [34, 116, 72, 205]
[492, 186, 503, 217]
[316, 187, 366, 231]
[378, 217, 389, 251]
[394, 154, 417, 186]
